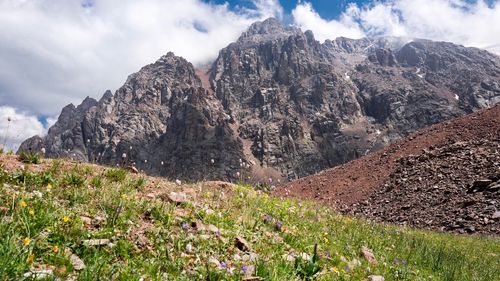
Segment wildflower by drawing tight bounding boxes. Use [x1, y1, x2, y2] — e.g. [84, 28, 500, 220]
[263, 214, 272, 223]
[28, 208, 35, 216]
[129, 146, 132, 150]
[210, 158, 215, 164]
[220, 261, 227, 269]
[241, 265, 249, 274]
[344, 265, 350, 272]
[87, 139, 90, 143]
[275, 220, 283, 231]
[331, 267, 339, 274]
[41, 147, 46, 154]
[175, 179, 182, 185]
[325, 250, 331, 259]
[268, 177, 273, 184]
[144, 159, 147, 163]
[394, 258, 399, 264]
[181, 221, 189, 230]
[121, 194, 129, 200]
[20, 201, 27, 208]
[161, 161, 164, 165]
[122, 153, 126, 158]
[53, 245, 59, 253]
[62, 216, 71, 223]
[47, 183, 52, 191]
[22, 237, 30, 246]
[26, 255, 34, 263]
[236, 172, 240, 177]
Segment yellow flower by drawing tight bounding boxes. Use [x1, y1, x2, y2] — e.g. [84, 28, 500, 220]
[28, 208, 35, 216]
[121, 194, 128, 200]
[26, 255, 35, 263]
[22, 237, 30, 246]
[20, 201, 28, 208]
[331, 267, 339, 274]
[53, 245, 59, 253]
[47, 183, 52, 191]
[62, 216, 71, 223]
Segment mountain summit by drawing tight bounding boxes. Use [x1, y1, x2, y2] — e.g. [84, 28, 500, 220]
[19, 18, 500, 182]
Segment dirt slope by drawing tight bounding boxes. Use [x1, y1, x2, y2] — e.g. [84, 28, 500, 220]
[275, 104, 500, 234]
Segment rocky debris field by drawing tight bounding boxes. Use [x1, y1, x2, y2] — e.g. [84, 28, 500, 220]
[351, 139, 500, 235]
[276, 104, 500, 235]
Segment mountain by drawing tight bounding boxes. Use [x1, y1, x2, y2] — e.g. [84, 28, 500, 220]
[19, 18, 500, 182]
[275, 104, 500, 235]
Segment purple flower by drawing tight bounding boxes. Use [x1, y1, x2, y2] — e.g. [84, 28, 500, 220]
[263, 214, 272, 223]
[394, 258, 399, 264]
[241, 265, 249, 274]
[345, 265, 350, 272]
[181, 222, 189, 230]
[220, 261, 227, 269]
[325, 250, 331, 259]
[275, 220, 283, 231]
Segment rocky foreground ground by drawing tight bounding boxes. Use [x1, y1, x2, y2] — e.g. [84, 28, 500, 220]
[276, 104, 500, 235]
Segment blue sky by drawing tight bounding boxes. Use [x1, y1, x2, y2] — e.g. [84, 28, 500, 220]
[205, 0, 497, 20]
[205, 0, 368, 19]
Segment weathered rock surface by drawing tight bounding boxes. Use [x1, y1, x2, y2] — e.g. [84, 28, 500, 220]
[19, 18, 500, 182]
[353, 139, 500, 234]
[277, 104, 500, 235]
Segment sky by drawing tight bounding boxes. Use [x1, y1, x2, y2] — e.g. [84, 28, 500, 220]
[1, 0, 500, 150]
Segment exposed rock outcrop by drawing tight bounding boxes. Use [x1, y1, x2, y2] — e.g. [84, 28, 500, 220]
[19, 18, 500, 182]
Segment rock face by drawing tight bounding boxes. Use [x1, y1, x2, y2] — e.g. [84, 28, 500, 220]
[276, 104, 500, 235]
[19, 18, 500, 182]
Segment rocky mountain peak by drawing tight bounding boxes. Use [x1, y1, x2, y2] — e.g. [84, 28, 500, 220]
[236, 17, 301, 45]
[18, 19, 500, 183]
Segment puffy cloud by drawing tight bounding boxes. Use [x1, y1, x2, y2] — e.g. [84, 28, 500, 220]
[0, 0, 281, 117]
[0, 106, 54, 151]
[292, 2, 365, 41]
[292, 0, 500, 54]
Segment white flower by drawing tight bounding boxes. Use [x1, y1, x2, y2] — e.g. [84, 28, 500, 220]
[210, 159, 215, 164]
[175, 179, 182, 185]
[40, 148, 46, 154]
[129, 146, 133, 150]
[236, 172, 240, 177]
[32, 191, 43, 198]
[87, 139, 90, 143]
[161, 161, 164, 165]
[144, 159, 147, 163]
[122, 153, 127, 158]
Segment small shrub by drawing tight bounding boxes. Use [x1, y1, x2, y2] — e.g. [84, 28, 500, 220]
[104, 168, 127, 183]
[62, 173, 85, 187]
[91, 175, 103, 188]
[19, 151, 41, 164]
[294, 244, 321, 280]
[130, 177, 146, 189]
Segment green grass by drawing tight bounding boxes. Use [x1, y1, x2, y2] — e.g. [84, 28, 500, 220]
[0, 157, 498, 280]
[19, 151, 41, 164]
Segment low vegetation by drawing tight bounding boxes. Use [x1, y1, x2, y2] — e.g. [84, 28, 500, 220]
[0, 155, 498, 280]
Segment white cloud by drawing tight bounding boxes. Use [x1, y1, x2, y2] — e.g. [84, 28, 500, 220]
[292, 0, 500, 54]
[0, 0, 281, 118]
[292, 2, 365, 41]
[0, 106, 53, 151]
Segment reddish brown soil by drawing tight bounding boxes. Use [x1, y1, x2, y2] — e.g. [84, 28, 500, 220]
[274, 104, 500, 209]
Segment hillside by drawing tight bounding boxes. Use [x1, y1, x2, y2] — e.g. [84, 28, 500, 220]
[19, 18, 500, 183]
[0, 154, 499, 280]
[276, 104, 500, 235]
